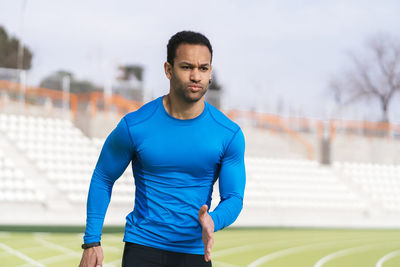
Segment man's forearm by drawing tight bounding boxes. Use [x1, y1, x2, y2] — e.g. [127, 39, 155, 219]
[209, 193, 243, 231]
[84, 168, 115, 243]
[83, 117, 134, 243]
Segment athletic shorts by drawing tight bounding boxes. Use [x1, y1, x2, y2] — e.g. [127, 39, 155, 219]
[122, 242, 212, 267]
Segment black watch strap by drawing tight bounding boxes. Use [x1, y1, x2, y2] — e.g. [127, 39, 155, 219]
[81, 242, 101, 249]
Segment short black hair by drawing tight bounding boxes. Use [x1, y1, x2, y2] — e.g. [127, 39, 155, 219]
[167, 31, 213, 66]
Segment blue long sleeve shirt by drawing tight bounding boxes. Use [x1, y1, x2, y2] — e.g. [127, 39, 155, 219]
[83, 96, 246, 254]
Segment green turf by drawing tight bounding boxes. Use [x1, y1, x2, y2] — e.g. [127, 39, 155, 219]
[0, 228, 400, 266]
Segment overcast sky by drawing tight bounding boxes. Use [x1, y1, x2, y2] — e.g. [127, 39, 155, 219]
[1, 0, 399, 121]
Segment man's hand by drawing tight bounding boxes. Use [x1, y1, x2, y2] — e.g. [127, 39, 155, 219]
[79, 246, 103, 267]
[198, 204, 215, 262]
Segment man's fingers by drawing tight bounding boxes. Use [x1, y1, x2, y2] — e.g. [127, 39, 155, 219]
[95, 247, 103, 267]
[199, 204, 214, 262]
[207, 237, 213, 253]
[203, 230, 214, 262]
[96, 256, 103, 267]
[205, 252, 210, 262]
[205, 240, 212, 262]
[78, 247, 103, 267]
[204, 244, 211, 262]
[88, 250, 97, 267]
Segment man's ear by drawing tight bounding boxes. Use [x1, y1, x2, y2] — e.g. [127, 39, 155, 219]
[164, 62, 172, 80]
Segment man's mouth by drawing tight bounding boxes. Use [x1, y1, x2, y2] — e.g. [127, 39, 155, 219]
[188, 85, 203, 92]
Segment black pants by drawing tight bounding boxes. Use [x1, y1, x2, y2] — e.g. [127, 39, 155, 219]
[122, 242, 212, 267]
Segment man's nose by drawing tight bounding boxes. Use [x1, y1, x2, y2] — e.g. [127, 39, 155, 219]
[190, 68, 201, 82]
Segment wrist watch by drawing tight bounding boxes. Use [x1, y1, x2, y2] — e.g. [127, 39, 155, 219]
[81, 242, 101, 249]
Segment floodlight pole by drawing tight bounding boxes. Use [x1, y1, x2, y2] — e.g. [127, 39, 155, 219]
[62, 75, 71, 118]
[17, 0, 28, 106]
[104, 60, 116, 112]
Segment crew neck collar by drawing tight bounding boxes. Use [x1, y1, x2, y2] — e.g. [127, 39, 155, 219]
[158, 95, 208, 123]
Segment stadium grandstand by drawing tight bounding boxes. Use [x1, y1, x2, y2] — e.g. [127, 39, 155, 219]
[1, 79, 400, 266]
[1, 79, 400, 229]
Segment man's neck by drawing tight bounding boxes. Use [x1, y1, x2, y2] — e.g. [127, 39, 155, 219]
[163, 94, 205, 120]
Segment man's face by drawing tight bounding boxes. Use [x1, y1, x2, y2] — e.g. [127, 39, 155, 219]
[165, 43, 212, 103]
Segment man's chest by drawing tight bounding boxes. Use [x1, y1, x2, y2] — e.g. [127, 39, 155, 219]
[133, 125, 225, 177]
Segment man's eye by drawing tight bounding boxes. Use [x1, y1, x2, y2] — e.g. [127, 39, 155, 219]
[182, 66, 190, 69]
[200, 67, 209, 71]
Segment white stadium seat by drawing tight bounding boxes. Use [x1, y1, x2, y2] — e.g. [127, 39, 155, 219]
[0, 113, 399, 227]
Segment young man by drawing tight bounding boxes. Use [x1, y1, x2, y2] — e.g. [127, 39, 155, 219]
[79, 31, 246, 267]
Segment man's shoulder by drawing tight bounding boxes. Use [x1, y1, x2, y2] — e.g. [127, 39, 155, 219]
[123, 97, 160, 126]
[206, 102, 240, 134]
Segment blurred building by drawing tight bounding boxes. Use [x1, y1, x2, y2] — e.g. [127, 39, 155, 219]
[112, 65, 144, 102]
[112, 76, 143, 102]
[0, 67, 19, 82]
[205, 73, 222, 109]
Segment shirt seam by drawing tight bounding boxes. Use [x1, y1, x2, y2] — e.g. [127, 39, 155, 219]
[223, 128, 240, 158]
[208, 105, 237, 134]
[123, 116, 136, 150]
[123, 98, 160, 149]
[130, 98, 160, 127]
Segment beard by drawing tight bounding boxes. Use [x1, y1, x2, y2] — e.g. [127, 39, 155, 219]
[171, 77, 208, 103]
[179, 86, 208, 103]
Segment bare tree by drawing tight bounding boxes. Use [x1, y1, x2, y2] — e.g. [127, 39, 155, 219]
[330, 33, 400, 122]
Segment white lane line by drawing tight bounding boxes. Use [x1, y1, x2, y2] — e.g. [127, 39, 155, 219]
[247, 237, 390, 267]
[314, 241, 400, 267]
[34, 233, 80, 255]
[33, 235, 121, 266]
[18, 252, 80, 267]
[0, 242, 45, 267]
[376, 250, 400, 267]
[214, 234, 378, 259]
[248, 241, 338, 267]
[39, 252, 81, 265]
[213, 237, 320, 258]
[31, 234, 82, 265]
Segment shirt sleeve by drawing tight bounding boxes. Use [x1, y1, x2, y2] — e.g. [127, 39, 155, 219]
[209, 128, 246, 231]
[83, 117, 135, 243]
